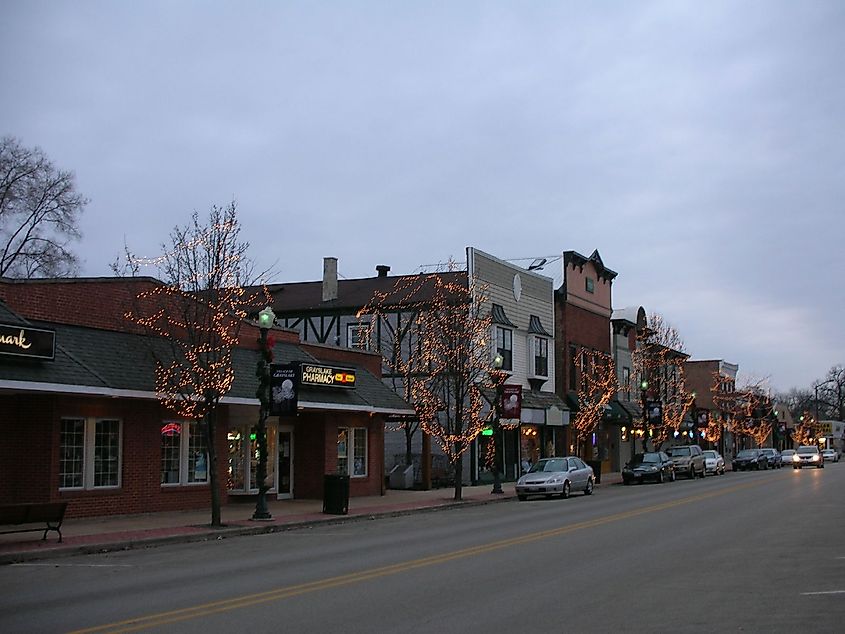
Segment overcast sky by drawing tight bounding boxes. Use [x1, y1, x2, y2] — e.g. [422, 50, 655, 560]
[3, 1, 843, 393]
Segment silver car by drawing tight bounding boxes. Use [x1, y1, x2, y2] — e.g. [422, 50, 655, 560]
[821, 449, 839, 463]
[702, 450, 725, 475]
[516, 457, 594, 500]
[793, 445, 824, 469]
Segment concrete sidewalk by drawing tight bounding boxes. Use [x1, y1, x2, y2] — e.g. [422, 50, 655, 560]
[0, 474, 622, 564]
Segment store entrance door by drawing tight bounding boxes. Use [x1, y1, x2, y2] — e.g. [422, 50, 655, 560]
[277, 426, 294, 499]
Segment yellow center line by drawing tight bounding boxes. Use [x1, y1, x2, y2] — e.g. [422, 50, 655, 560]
[70, 479, 765, 634]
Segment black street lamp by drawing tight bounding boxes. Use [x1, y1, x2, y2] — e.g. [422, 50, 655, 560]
[252, 306, 275, 521]
[640, 379, 649, 452]
[490, 353, 507, 495]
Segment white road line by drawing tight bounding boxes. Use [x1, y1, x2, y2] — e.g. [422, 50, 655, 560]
[801, 590, 845, 595]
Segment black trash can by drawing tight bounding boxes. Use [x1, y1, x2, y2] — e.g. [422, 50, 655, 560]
[323, 474, 350, 515]
[587, 460, 602, 484]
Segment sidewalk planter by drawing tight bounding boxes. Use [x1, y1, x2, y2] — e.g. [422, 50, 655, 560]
[323, 474, 350, 515]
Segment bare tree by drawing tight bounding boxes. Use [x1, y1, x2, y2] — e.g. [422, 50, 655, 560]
[0, 136, 88, 277]
[122, 202, 268, 526]
[815, 365, 845, 421]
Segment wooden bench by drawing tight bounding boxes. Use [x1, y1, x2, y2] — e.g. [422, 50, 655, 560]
[0, 502, 68, 543]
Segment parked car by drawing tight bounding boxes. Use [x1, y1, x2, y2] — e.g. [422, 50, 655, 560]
[781, 449, 796, 465]
[516, 457, 594, 500]
[622, 452, 675, 485]
[666, 445, 706, 479]
[759, 448, 783, 469]
[821, 449, 839, 463]
[732, 449, 768, 471]
[702, 450, 725, 475]
[792, 445, 824, 469]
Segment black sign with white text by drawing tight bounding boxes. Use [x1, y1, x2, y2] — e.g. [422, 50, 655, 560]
[270, 363, 299, 416]
[0, 323, 55, 360]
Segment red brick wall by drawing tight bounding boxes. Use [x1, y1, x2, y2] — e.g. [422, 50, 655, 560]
[301, 342, 384, 377]
[685, 360, 720, 410]
[293, 412, 383, 499]
[0, 393, 229, 518]
[555, 300, 612, 393]
[0, 278, 159, 333]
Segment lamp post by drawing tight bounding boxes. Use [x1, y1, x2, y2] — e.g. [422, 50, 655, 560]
[490, 353, 507, 495]
[252, 306, 275, 521]
[640, 379, 649, 452]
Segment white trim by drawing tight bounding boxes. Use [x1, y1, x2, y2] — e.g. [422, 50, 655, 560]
[0, 380, 415, 416]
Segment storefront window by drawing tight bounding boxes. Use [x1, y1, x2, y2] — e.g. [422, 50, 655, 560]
[160, 422, 182, 484]
[338, 427, 367, 477]
[228, 425, 277, 492]
[59, 417, 121, 490]
[161, 421, 208, 485]
[228, 431, 245, 490]
[337, 428, 349, 475]
[59, 419, 85, 489]
[520, 425, 540, 472]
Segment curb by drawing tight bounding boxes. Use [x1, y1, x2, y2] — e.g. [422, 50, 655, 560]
[0, 494, 515, 565]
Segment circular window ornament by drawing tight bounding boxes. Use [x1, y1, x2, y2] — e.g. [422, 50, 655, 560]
[513, 273, 522, 302]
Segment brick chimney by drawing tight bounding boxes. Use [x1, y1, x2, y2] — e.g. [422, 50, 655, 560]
[376, 265, 390, 277]
[322, 257, 338, 302]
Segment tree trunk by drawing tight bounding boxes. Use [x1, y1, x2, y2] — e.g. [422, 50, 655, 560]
[205, 407, 222, 527]
[453, 443, 464, 501]
[405, 425, 413, 467]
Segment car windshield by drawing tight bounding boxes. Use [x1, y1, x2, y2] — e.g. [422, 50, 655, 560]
[736, 450, 756, 458]
[760, 449, 774, 455]
[668, 447, 690, 456]
[529, 459, 567, 473]
[782, 450, 795, 456]
[703, 451, 718, 459]
[631, 453, 660, 464]
[798, 446, 819, 454]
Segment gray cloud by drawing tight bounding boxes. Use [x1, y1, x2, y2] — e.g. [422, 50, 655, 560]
[2, 0, 843, 391]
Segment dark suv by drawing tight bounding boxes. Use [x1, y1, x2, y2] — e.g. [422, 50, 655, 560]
[759, 448, 782, 469]
[666, 445, 706, 479]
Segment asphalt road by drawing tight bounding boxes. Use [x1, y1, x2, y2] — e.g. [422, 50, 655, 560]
[2, 463, 844, 633]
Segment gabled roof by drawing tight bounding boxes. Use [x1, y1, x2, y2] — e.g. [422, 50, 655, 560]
[563, 249, 618, 282]
[257, 271, 467, 314]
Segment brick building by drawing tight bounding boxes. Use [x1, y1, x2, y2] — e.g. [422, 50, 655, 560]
[0, 277, 411, 518]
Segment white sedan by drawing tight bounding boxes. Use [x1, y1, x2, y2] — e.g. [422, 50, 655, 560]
[702, 450, 725, 475]
[821, 449, 839, 463]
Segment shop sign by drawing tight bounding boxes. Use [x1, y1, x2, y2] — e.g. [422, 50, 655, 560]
[0, 323, 55, 360]
[270, 363, 300, 416]
[501, 384, 522, 420]
[300, 363, 356, 389]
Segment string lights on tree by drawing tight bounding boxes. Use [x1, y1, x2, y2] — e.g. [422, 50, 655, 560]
[572, 349, 617, 453]
[631, 313, 694, 449]
[121, 202, 270, 527]
[359, 260, 494, 501]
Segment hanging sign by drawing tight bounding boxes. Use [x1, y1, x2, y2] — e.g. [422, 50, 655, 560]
[300, 363, 357, 389]
[501, 384, 522, 420]
[270, 363, 300, 416]
[0, 323, 55, 360]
